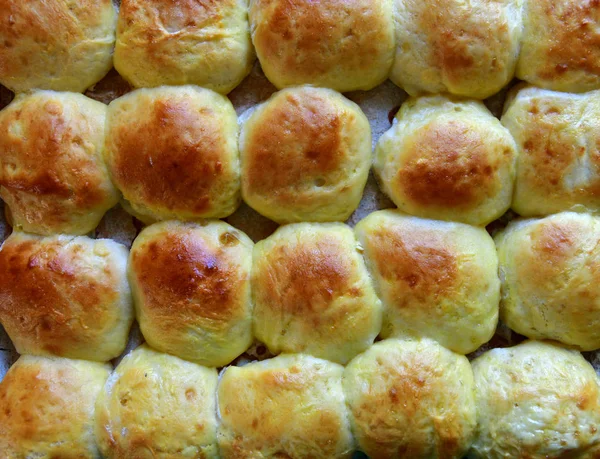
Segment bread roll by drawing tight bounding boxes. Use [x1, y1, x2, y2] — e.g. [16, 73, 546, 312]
[470, 340, 600, 458]
[95, 345, 219, 458]
[0, 91, 119, 235]
[240, 86, 371, 224]
[252, 223, 382, 364]
[392, 0, 523, 99]
[105, 86, 240, 223]
[343, 338, 476, 459]
[0, 0, 116, 93]
[496, 212, 600, 351]
[0, 232, 133, 362]
[249, 0, 395, 92]
[502, 86, 600, 217]
[115, 0, 254, 94]
[517, 0, 600, 93]
[355, 210, 499, 354]
[374, 95, 517, 226]
[0, 355, 110, 458]
[129, 220, 253, 367]
[217, 354, 354, 458]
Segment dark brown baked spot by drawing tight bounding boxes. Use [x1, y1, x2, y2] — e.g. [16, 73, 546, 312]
[244, 91, 344, 197]
[109, 97, 231, 215]
[0, 237, 117, 356]
[397, 120, 497, 208]
[538, 0, 600, 82]
[368, 226, 457, 301]
[132, 229, 242, 323]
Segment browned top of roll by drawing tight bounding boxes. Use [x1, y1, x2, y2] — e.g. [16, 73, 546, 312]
[0, 91, 118, 235]
[517, 0, 600, 92]
[0, 232, 132, 362]
[105, 86, 240, 221]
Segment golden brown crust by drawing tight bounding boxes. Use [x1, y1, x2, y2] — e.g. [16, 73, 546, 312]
[471, 341, 600, 458]
[398, 120, 499, 209]
[245, 95, 341, 194]
[0, 0, 116, 92]
[496, 212, 600, 350]
[0, 91, 119, 235]
[518, 0, 600, 92]
[240, 86, 371, 223]
[217, 354, 354, 458]
[129, 220, 253, 366]
[374, 96, 517, 226]
[354, 210, 499, 354]
[343, 338, 476, 459]
[95, 345, 219, 458]
[501, 87, 600, 216]
[105, 86, 240, 221]
[365, 222, 458, 300]
[252, 223, 382, 364]
[115, 0, 254, 93]
[0, 232, 133, 362]
[392, 0, 523, 99]
[249, 0, 395, 91]
[0, 355, 110, 458]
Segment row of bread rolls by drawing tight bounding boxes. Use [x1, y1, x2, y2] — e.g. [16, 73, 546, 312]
[1, 0, 598, 98]
[1, 339, 600, 458]
[2, 84, 600, 237]
[2, 209, 600, 367]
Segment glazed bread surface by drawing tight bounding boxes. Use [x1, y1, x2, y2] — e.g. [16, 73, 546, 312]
[0, 91, 119, 235]
[392, 0, 524, 99]
[470, 340, 600, 458]
[249, 0, 395, 92]
[95, 345, 219, 458]
[502, 85, 600, 217]
[496, 212, 600, 351]
[217, 353, 354, 458]
[374, 95, 518, 226]
[129, 220, 254, 367]
[0, 0, 116, 93]
[517, 0, 600, 93]
[104, 86, 241, 223]
[240, 86, 371, 224]
[343, 338, 477, 459]
[115, 0, 254, 94]
[252, 222, 382, 364]
[0, 355, 110, 458]
[355, 210, 499, 354]
[0, 232, 133, 362]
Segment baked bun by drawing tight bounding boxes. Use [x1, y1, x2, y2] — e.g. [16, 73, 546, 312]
[470, 340, 600, 458]
[252, 223, 382, 364]
[0, 0, 116, 93]
[374, 95, 517, 226]
[105, 86, 240, 223]
[115, 0, 254, 94]
[95, 345, 219, 458]
[355, 210, 499, 354]
[0, 232, 133, 362]
[502, 86, 600, 217]
[240, 86, 371, 223]
[249, 0, 395, 92]
[129, 220, 253, 367]
[0, 91, 119, 236]
[391, 0, 523, 99]
[344, 338, 476, 459]
[517, 0, 600, 93]
[217, 354, 354, 458]
[0, 355, 110, 458]
[496, 212, 600, 351]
